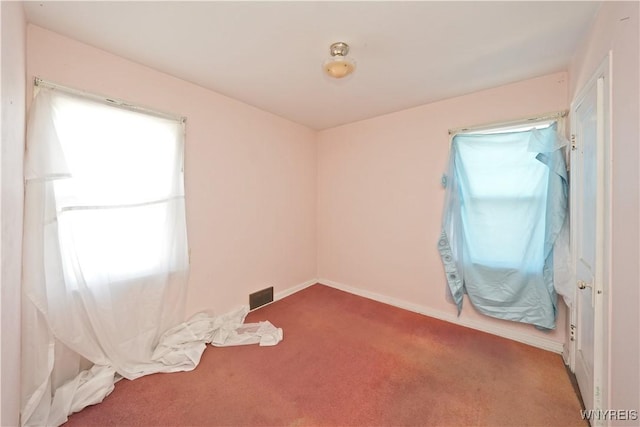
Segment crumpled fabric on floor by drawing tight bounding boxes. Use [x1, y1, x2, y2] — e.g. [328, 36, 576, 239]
[212, 320, 284, 347]
[28, 306, 282, 427]
[152, 305, 283, 370]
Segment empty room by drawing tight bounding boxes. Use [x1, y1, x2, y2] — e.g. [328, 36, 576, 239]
[1, 1, 639, 426]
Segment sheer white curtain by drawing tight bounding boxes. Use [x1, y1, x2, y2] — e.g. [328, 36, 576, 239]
[22, 88, 194, 426]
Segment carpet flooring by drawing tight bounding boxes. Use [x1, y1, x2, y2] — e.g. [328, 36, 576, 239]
[65, 284, 586, 426]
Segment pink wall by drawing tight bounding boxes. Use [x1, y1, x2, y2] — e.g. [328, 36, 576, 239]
[1, 2, 26, 425]
[26, 25, 318, 316]
[317, 72, 569, 346]
[569, 2, 640, 420]
[16, 7, 636, 422]
[17, 4, 637, 422]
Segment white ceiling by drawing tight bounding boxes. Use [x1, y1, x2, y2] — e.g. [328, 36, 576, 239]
[24, 1, 600, 130]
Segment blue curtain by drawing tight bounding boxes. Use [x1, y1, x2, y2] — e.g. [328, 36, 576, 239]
[438, 123, 568, 330]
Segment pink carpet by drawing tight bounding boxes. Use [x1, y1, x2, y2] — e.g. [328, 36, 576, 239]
[65, 284, 586, 426]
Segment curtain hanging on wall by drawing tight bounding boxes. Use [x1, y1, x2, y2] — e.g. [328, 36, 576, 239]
[438, 122, 569, 330]
[20, 87, 192, 426]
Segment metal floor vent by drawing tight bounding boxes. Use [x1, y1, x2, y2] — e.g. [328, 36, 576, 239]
[249, 286, 274, 310]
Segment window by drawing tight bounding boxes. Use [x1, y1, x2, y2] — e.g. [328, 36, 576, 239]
[42, 90, 187, 287]
[454, 124, 551, 269]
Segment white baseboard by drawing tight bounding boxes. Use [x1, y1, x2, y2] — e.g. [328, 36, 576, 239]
[274, 279, 317, 302]
[317, 278, 564, 354]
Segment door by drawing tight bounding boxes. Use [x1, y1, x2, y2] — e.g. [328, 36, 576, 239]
[570, 54, 611, 424]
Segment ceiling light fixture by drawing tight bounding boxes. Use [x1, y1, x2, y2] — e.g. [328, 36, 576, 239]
[323, 42, 356, 79]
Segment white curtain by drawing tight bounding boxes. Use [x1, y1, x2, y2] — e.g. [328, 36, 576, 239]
[20, 88, 283, 427]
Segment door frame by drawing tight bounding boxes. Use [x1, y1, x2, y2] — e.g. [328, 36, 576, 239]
[568, 51, 612, 422]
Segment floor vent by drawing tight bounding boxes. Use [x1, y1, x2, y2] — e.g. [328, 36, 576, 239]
[249, 286, 274, 310]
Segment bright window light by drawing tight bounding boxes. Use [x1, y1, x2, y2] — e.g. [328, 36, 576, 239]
[50, 93, 184, 285]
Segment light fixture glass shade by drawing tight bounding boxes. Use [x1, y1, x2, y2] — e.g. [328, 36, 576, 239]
[324, 57, 356, 79]
[323, 42, 356, 79]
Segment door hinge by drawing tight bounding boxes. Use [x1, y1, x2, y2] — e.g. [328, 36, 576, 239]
[570, 323, 576, 341]
[570, 134, 577, 151]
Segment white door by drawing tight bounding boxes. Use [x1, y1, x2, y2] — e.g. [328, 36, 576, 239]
[570, 54, 610, 424]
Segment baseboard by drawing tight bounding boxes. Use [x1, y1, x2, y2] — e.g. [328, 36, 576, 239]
[317, 278, 564, 354]
[274, 279, 317, 302]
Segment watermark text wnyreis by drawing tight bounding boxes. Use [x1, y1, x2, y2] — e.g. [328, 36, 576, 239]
[581, 409, 638, 421]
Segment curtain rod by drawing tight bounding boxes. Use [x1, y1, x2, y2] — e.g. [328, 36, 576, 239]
[448, 110, 568, 136]
[34, 77, 186, 124]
